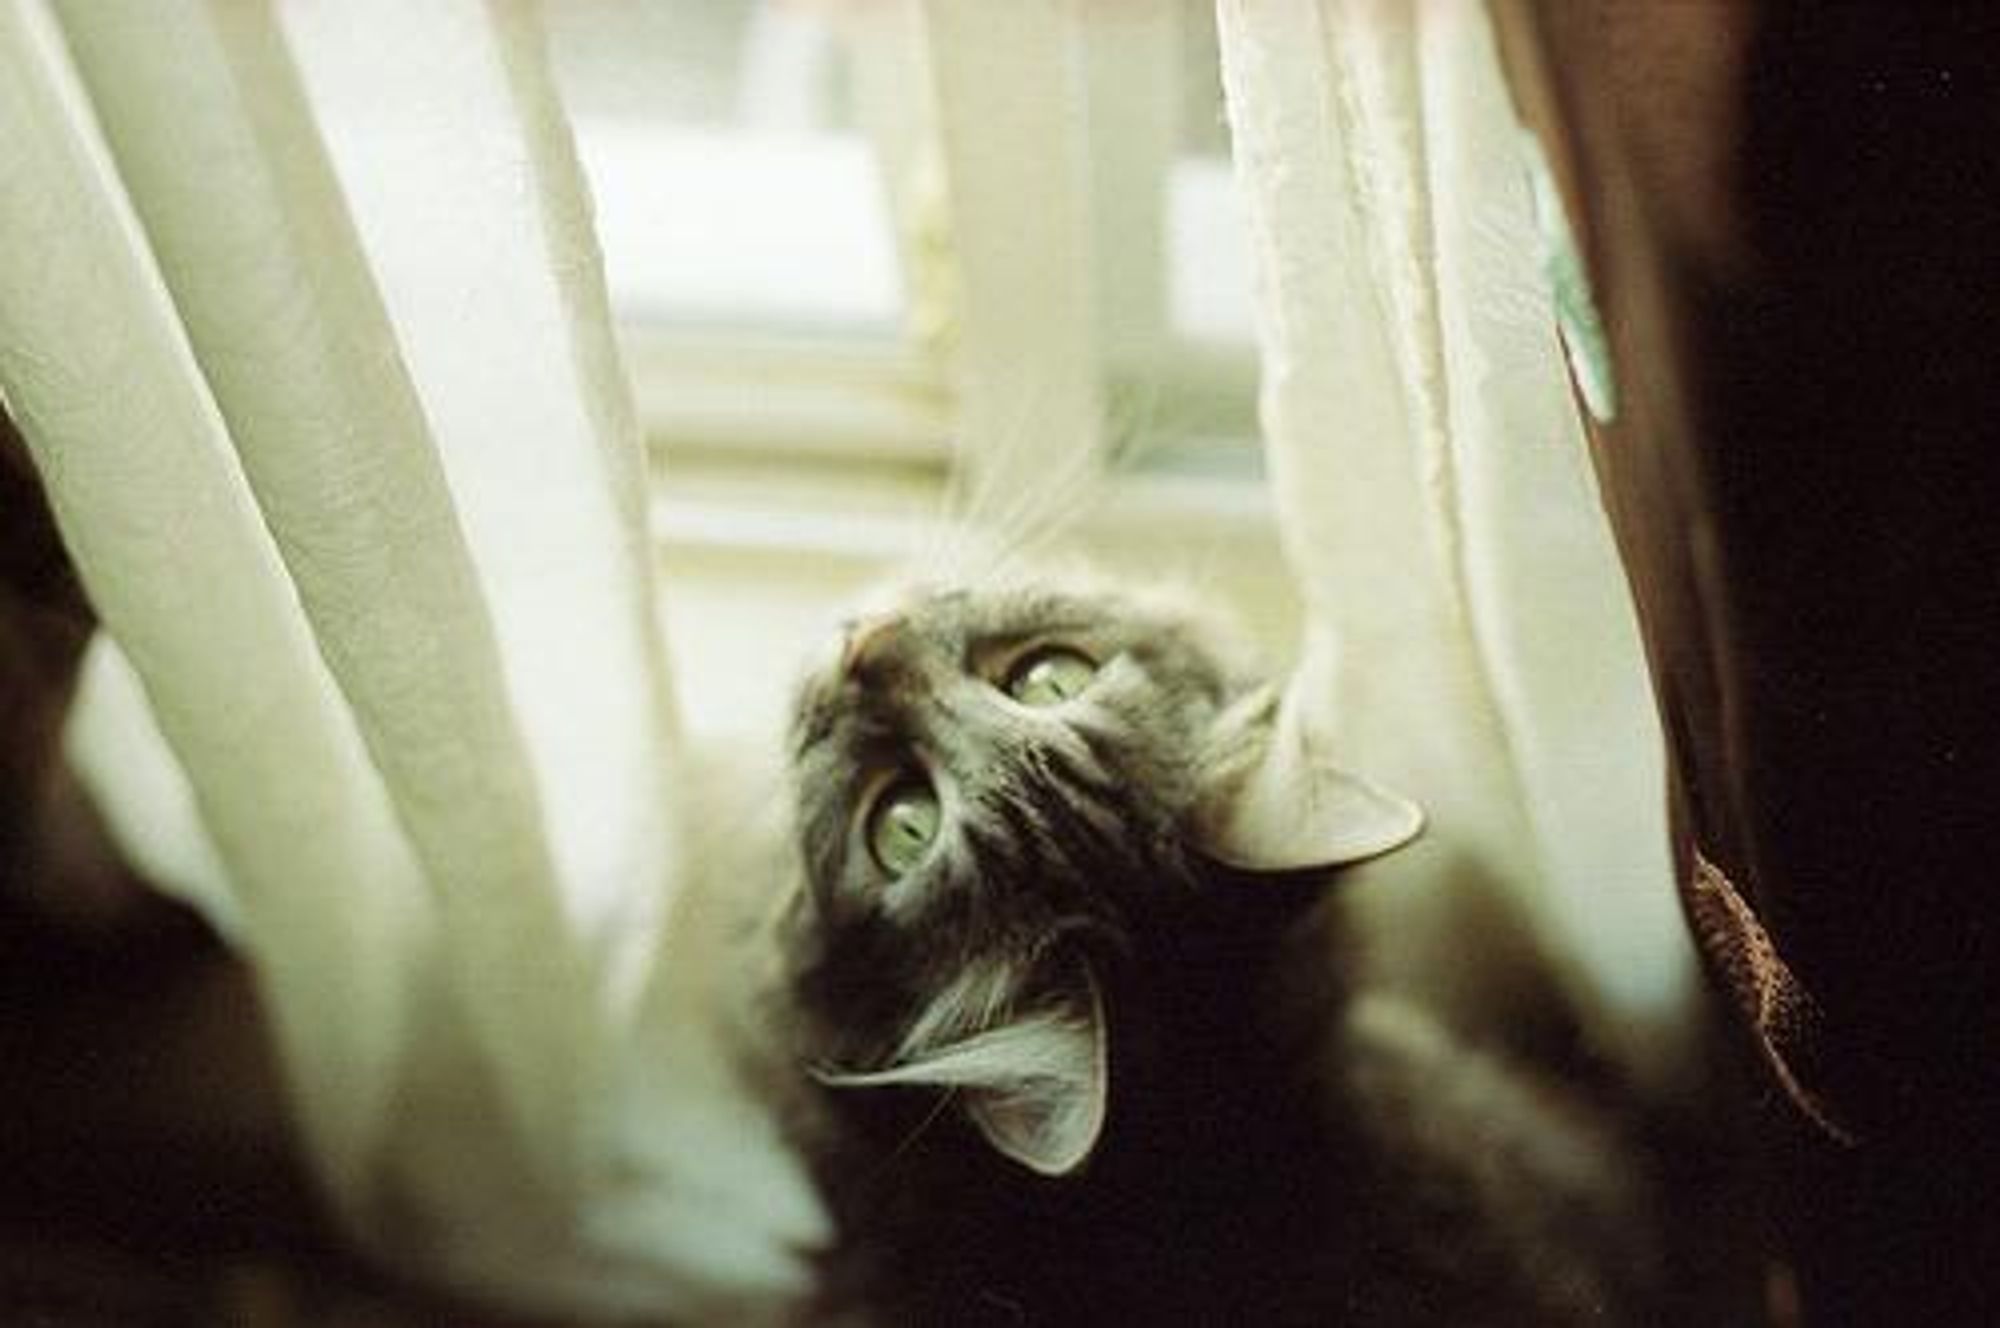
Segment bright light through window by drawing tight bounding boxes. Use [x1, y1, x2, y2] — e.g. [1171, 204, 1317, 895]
[545, 0, 1261, 467]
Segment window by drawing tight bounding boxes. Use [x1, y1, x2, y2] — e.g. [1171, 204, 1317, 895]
[548, 0, 1261, 461]
[544, 0, 1295, 732]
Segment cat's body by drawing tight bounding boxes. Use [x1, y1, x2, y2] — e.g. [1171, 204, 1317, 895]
[762, 573, 1672, 1326]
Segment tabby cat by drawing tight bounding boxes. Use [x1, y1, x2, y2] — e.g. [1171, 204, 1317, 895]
[769, 571, 1669, 1326]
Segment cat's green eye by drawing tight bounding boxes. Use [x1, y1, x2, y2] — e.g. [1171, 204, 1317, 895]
[1004, 646, 1098, 707]
[866, 776, 941, 877]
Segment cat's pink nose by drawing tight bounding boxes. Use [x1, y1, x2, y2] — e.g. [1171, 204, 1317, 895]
[840, 610, 903, 676]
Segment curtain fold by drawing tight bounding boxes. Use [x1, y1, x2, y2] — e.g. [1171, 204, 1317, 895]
[0, 0, 421, 1206]
[1217, 0, 1693, 1069]
[49, 0, 610, 1195]
[279, 0, 681, 1016]
[1, 0, 697, 1294]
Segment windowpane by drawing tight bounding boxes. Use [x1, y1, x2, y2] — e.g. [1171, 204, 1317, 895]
[544, 0, 1262, 467]
[546, 0, 903, 337]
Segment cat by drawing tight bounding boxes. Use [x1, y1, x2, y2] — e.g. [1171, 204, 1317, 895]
[764, 569, 1676, 1326]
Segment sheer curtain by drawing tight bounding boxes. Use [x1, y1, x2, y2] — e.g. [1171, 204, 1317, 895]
[0, 0, 816, 1318]
[1216, 0, 1695, 1072]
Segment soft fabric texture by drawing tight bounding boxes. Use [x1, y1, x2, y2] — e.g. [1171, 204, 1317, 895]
[1215, 0, 1690, 1071]
[0, 1, 813, 1318]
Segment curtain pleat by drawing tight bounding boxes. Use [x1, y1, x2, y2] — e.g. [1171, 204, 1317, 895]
[49, 0, 634, 1197]
[1413, 6, 1689, 1021]
[6, 0, 686, 1271]
[1217, 0, 1692, 1065]
[0, 0, 420, 1205]
[280, 0, 681, 1022]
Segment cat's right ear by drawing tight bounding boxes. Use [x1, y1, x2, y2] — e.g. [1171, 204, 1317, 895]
[1189, 683, 1423, 872]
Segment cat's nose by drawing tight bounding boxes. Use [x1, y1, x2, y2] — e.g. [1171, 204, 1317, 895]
[840, 610, 904, 677]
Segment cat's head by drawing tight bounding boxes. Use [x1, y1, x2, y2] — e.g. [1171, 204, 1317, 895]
[781, 572, 1419, 1177]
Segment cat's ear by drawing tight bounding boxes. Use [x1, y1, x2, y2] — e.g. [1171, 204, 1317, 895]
[959, 974, 1107, 1176]
[810, 971, 1108, 1177]
[1190, 683, 1423, 872]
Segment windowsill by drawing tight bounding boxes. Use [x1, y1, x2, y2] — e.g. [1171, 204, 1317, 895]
[648, 438, 1274, 565]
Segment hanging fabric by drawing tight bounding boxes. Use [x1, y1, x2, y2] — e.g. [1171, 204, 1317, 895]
[1215, 0, 1694, 1073]
[0, 0, 817, 1318]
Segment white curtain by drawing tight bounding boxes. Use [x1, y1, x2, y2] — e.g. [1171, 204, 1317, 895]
[0, 0, 817, 1318]
[1216, 0, 1696, 1071]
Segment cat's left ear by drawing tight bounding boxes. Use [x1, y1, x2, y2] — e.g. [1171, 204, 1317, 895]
[811, 971, 1108, 1177]
[1190, 683, 1423, 872]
